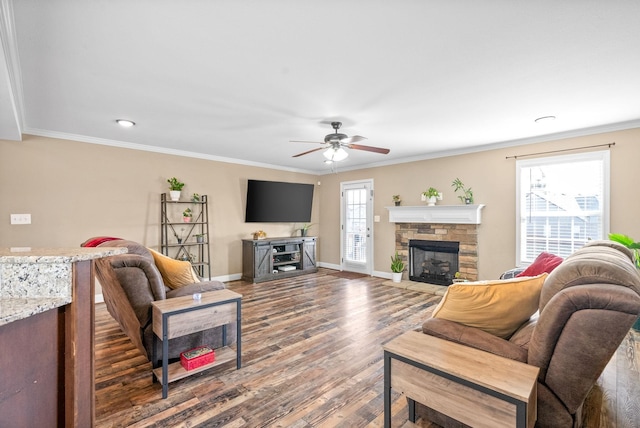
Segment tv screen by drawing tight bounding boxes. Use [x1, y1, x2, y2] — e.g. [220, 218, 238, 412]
[245, 179, 314, 223]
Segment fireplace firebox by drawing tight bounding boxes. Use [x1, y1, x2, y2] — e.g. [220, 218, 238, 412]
[409, 239, 459, 286]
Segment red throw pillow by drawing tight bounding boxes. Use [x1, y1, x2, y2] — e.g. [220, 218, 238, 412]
[516, 252, 563, 277]
[81, 236, 122, 247]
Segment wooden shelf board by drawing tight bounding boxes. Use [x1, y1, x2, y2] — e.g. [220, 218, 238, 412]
[153, 346, 236, 385]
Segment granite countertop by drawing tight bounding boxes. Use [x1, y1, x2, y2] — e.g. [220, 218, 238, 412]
[0, 297, 72, 325]
[0, 247, 127, 327]
[0, 246, 126, 263]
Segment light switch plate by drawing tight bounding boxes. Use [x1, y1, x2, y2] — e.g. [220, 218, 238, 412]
[10, 214, 31, 224]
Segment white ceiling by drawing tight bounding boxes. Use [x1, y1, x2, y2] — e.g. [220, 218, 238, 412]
[2, 1, 640, 174]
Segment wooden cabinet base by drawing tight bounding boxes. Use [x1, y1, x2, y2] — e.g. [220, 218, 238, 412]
[0, 309, 64, 427]
[242, 237, 317, 283]
[0, 260, 95, 427]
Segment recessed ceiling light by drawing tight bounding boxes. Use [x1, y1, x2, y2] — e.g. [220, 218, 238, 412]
[116, 119, 136, 127]
[534, 116, 556, 123]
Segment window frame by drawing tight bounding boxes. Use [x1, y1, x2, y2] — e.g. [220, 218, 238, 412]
[515, 150, 610, 266]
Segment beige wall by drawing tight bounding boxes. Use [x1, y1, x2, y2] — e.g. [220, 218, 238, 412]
[1, 129, 639, 291]
[318, 128, 640, 279]
[0, 135, 321, 293]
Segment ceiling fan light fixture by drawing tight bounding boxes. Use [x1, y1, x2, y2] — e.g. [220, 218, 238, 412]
[323, 147, 348, 162]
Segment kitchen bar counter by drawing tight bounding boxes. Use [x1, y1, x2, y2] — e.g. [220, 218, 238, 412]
[0, 247, 126, 326]
[0, 246, 126, 427]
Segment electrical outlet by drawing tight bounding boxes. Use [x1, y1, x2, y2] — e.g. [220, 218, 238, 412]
[437, 192, 444, 201]
[10, 214, 31, 225]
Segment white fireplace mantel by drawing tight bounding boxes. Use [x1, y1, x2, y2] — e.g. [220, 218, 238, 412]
[385, 204, 485, 224]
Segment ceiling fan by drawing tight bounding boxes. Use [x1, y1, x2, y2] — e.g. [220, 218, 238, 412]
[291, 122, 390, 162]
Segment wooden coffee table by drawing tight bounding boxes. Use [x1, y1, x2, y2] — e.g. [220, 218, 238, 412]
[383, 330, 539, 428]
[151, 289, 242, 398]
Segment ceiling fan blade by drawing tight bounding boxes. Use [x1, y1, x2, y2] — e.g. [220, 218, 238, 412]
[347, 143, 390, 155]
[292, 147, 325, 157]
[290, 140, 324, 144]
[340, 135, 367, 144]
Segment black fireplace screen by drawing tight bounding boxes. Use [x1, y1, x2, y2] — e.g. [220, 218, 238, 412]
[409, 239, 459, 286]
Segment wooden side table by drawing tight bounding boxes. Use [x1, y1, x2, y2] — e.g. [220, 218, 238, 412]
[151, 289, 242, 398]
[383, 331, 539, 428]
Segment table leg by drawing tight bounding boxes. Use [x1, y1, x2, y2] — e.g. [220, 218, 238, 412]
[408, 398, 416, 422]
[152, 334, 158, 383]
[162, 314, 169, 399]
[384, 351, 391, 428]
[236, 299, 242, 369]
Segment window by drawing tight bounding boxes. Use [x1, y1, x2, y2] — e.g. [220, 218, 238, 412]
[516, 150, 610, 265]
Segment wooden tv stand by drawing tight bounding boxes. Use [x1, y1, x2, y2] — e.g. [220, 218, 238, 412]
[241, 236, 317, 283]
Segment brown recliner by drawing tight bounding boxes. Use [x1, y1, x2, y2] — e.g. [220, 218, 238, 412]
[421, 240, 640, 428]
[93, 239, 236, 365]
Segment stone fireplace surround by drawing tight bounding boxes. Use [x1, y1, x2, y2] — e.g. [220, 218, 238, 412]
[395, 222, 479, 281]
[387, 205, 484, 282]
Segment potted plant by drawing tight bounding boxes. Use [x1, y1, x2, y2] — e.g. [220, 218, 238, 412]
[422, 187, 439, 206]
[609, 233, 640, 268]
[192, 193, 200, 202]
[173, 227, 185, 244]
[452, 271, 469, 284]
[392, 195, 401, 206]
[167, 177, 185, 201]
[609, 233, 640, 330]
[390, 251, 405, 283]
[300, 223, 314, 237]
[452, 178, 474, 204]
[195, 233, 206, 243]
[182, 208, 192, 222]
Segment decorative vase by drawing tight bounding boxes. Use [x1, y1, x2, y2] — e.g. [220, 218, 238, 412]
[392, 272, 402, 283]
[394, 201, 401, 206]
[196, 236, 204, 243]
[465, 198, 472, 205]
[169, 190, 181, 201]
[427, 196, 437, 206]
[183, 217, 191, 222]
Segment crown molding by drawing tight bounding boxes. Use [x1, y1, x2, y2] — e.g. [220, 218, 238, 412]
[23, 128, 321, 175]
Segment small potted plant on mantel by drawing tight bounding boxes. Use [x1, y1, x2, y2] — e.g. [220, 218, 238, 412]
[422, 187, 440, 206]
[182, 208, 192, 222]
[392, 195, 402, 206]
[390, 251, 405, 283]
[452, 178, 474, 204]
[167, 177, 185, 201]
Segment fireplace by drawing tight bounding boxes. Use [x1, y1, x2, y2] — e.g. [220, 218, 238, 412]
[409, 239, 460, 286]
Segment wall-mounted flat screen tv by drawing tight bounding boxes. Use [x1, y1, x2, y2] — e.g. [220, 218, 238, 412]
[245, 179, 314, 223]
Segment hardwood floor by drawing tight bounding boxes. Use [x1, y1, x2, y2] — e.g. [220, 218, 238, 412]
[95, 269, 640, 427]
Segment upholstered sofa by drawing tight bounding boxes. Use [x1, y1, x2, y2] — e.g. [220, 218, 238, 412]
[421, 240, 640, 428]
[90, 239, 236, 365]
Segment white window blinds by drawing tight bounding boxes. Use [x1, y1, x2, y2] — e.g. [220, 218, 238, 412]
[516, 150, 610, 265]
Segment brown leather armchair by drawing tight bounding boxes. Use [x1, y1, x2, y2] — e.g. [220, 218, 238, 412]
[421, 240, 640, 427]
[92, 239, 236, 365]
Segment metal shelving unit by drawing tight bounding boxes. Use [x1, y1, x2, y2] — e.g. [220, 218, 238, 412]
[160, 193, 211, 279]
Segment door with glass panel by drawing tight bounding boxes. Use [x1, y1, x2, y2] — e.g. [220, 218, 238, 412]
[341, 180, 373, 274]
